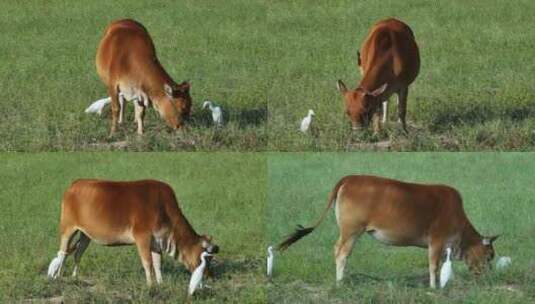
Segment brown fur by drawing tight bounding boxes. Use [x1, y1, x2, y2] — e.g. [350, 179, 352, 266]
[53, 179, 218, 285]
[337, 18, 420, 133]
[279, 175, 498, 288]
[96, 19, 192, 135]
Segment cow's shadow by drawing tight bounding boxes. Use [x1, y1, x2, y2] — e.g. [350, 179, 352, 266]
[345, 271, 429, 288]
[419, 96, 535, 132]
[189, 105, 267, 128]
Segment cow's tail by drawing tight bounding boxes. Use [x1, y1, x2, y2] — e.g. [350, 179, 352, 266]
[84, 97, 111, 115]
[278, 178, 346, 251]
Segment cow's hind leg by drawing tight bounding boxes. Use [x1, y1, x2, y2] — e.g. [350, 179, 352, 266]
[108, 84, 120, 136]
[334, 225, 365, 284]
[48, 227, 78, 279]
[72, 233, 91, 278]
[118, 92, 126, 124]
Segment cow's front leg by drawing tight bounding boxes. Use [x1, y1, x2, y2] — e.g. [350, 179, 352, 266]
[428, 242, 444, 289]
[397, 87, 408, 133]
[135, 234, 154, 286]
[134, 103, 145, 135]
[372, 111, 382, 135]
[382, 101, 388, 123]
[151, 251, 163, 284]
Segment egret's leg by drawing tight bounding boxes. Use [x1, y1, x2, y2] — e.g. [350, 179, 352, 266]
[428, 242, 444, 289]
[151, 251, 163, 284]
[135, 234, 154, 286]
[72, 234, 91, 277]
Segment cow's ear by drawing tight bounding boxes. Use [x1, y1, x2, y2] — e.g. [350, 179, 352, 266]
[357, 51, 361, 66]
[369, 83, 387, 97]
[177, 81, 190, 93]
[336, 80, 348, 94]
[164, 83, 174, 97]
[483, 235, 500, 245]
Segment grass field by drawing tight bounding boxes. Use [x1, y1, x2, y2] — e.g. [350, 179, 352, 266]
[267, 1, 535, 151]
[0, 0, 266, 151]
[0, 153, 267, 303]
[267, 153, 535, 303]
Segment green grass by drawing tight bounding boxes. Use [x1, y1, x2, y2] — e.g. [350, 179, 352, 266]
[0, 153, 267, 303]
[267, 153, 535, 303]
[0, 0, 267, 151]
[266, 0, 535, 151]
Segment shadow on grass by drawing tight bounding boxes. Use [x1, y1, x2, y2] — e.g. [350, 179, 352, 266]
[421, 96, 535, 132]
[345, 271, 428, 288]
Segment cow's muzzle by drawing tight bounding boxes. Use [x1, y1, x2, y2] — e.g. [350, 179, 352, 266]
[207, 245, 219, 254]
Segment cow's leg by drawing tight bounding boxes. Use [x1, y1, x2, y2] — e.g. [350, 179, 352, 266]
[72, 233, 91, 277]
[108, 85, 120, 136]
[151, 251, 163, 284]
[135, 234, 154, 286]
[397, 87, 408, 133]
[48, 227, 77, 279]
[134, 103, 145, 135]
[372, 111, 381, 135]
[334, 226, 365, 284]
[428, 242, 444, 289]
[382, 101, 388, 123]
[118, 92, 126, 124]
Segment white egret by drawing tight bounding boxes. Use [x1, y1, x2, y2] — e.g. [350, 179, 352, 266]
[188, 251, 212, 296]
[267, 246, 274, 279]
[300, 109, 315, 133]
[439, 247, 453, 288]
[84, 92, 147, 116]
[496, 256, 512, 269]
[202, 100, 224, 126]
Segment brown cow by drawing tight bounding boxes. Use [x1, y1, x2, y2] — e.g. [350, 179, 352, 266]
[337, 18, 420, 133]
[96, 19, 192, 135]
[47, 179, 218, 286]
[278, 175, 498, 288]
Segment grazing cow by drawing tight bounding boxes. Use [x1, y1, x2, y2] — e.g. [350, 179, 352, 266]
[337, 18, 420, 133]
[47, 179, 219, 285]
[96, 19, 192, 135]
[278, 175, 498, 288]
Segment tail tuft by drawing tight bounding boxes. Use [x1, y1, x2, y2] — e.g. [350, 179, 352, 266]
[84, 97, 111, 115]
[47, 252, 66, 279]
[277, 225, 314, 251]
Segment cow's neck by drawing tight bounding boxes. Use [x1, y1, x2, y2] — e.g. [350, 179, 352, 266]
[359, 56, 393, 95]
[172, 211, 200, 250]
[144, 59, 176, 98]
[459, 222, 482, 257]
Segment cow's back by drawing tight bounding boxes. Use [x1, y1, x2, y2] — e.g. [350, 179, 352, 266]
[338, 176, 467, 240]
[360, 18, 420, 86]
[95, 19, 156, 86]
[60, 179, 170, 238]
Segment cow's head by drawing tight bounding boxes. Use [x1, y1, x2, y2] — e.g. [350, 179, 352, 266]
[336, 80, 387, 130]
[155, 81, 192, 130]
[465, 235, 499, 274]
[179, 234, 219, 273]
